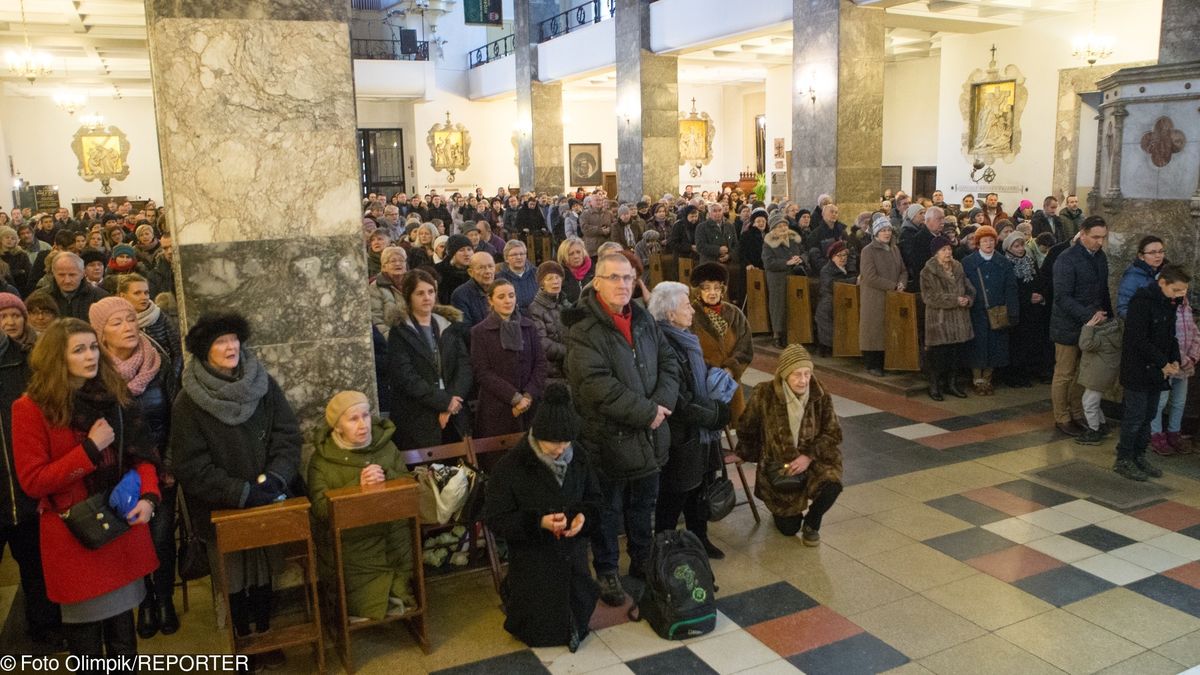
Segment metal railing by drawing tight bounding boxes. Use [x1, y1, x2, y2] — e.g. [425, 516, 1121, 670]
[351, 38, 430, 61]
[468, 34, 515, 69]
[537, 0, 616, 43]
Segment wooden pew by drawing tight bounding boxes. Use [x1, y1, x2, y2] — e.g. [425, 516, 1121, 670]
[744, 268, 771, 334]
[786, 275, 814, 345]
[884, 291, 921, 371]
[649, 252, 665, 288]
[677, 257, 694, 287]
[832, 282, 861, 358]
[325, 478, 429, 672]
[537, 234, 553, 266]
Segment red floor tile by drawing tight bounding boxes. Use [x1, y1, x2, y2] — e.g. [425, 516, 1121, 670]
[817, 374, 951, 423]
[960, 487, 1045, 516]
[966, 544, 1065, 583]
[918, 413, 1056, 450]
[746, 605, 863, 658]
[1131, 501, 1200, 532]
[1163, 562, 1200, 589]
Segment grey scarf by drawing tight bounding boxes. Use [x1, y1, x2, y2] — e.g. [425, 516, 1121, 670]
[497, 313, 523, 352]
[182, 350, 270, 425]
[136, 301, 162, 329]
[530, 431, 573, 486]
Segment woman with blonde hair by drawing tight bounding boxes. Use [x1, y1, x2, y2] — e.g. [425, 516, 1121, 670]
[557, 237, 593, 305]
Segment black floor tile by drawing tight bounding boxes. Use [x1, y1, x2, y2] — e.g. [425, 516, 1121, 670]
[842, 411, 918, 430]
[923, 527, 1016, 560]
[994, 479, 1078, 507]
[787, 632, 909, 675]
[627, 647, 718, 675]
[1177, 523, 1200, 541]
[1013, 566, 1115, 607]
[926, 494, 1011, 526]
[431, 649, 548, 675]
[1061, 525, 1138, 553]
[1127, 575, 1200, 618]
[715, 581, 819, 626]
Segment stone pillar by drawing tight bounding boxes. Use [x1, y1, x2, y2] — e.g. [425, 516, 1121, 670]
[791, 0, 883, 216]
[1158, 0, 1200, 65]
[145, 0, 377, 425]
[615, 0, 678, 204]
[515, 0, 565, 195]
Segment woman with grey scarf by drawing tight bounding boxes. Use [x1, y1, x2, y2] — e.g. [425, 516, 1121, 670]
[169, 312, 300, 671]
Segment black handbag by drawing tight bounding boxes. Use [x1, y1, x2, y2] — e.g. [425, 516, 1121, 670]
[176, 492, 210, 581]
[60, 410, 131, 550]
[761, 459, 809, 494]
[704, 462, 736, 522]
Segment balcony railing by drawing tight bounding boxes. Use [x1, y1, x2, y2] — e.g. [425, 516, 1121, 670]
[352, 38, 430, 61]
[468, 34, 515, 69]
[537, 0, 616, 43]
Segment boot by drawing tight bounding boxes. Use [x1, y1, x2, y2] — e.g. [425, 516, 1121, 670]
[228, 590, 252, 639]
[157, 593, 180, 636]
[774, 333, 787, 349]
[1166, 432, 1192, 454]
[136, 590, 159, 639]
[946, 374, 967, 398]
[928, 372, 944, 401]
[1151, 433, 1175, 456]
[248, 585, 272, 635]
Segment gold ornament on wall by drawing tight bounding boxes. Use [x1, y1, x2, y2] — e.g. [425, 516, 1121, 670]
[426, 111, 471, 183]
[70, 122, 130, 195]
[678, 98, 715, 178]
[959, 45, 1028, 165]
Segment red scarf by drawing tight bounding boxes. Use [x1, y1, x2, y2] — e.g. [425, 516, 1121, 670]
[606, 303, 633, 346]
[571, 255, 593, 281]
[108, 257, 136, 273]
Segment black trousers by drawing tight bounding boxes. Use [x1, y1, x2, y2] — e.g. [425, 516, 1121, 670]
[228, 584, 273, 637]
[772, 482, 843, 536]
[654, 484, 708, 542]
[925, 343, 963, 377]
[863, 351, 885, 371]
[146, 483, 177, 598]
[0, 519, 60, 638]
[62, 610, 137, 673]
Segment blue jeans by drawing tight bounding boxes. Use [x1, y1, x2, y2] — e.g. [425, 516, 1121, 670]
[1151, 377, 1188, 434]
[590, 472, 658, 577]
[1117, 389, 1160, 461]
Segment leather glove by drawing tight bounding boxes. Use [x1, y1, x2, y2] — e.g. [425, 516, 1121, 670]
[245, 483, 279, 508]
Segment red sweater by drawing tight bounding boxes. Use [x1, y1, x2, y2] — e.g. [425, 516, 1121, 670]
[12, 395, 159, 604]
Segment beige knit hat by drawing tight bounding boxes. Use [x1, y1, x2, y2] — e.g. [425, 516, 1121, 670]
[775, 343, 814, 380]
[325, 390, 369, 428]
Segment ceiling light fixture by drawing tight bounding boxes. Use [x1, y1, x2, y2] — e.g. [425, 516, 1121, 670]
[1071, 0, 1114, 66]
[5, 0, 53, 83]
[53, 88, 87, 115]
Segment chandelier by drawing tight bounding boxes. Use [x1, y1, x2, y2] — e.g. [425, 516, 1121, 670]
[80, 112, 105, 130]
[54, 88, 87, 115]
[1071, 0, 1114, 66]
[5, 0, 52, 83]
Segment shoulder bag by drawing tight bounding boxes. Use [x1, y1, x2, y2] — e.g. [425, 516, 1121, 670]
[60, 409, 132, 550]
[977, 268, 1010, 330]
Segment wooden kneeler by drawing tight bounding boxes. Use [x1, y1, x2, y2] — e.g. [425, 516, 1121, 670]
[677, 257, 694, 288]
[832, 282, 861, 358]
[649, 253, 665, 288]
[325, 478, 429, 673]
[744, 268, 771, 335]
[884, 291, 921, 372]
[537, 235, 553, 266]
[211, 498, 325, 673]
[786, 276, 814, 345]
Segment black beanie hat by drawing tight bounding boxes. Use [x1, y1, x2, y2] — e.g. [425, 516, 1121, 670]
[531, 383, 581, 442]
[185, 311, 250, 360]
[81, 248, 107, 266]
[445, 234, 473, 257]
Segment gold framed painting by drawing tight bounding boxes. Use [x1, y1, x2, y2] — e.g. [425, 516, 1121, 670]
[71, 125, 130, 194]
[568, 143, 602, 186]
[426, 112, 472, 182]
[679, 118, 710, 162]
[969, 80, 1016, 155]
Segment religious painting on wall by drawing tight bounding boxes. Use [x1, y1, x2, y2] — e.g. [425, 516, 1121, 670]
[70, 124, 131, 195]
[569, 143, 602, 186]
[426, 112, 471, 183]
[678, 98, 715, 178]
[464, 0, 502, 26]
[959, 47, 1027, 165]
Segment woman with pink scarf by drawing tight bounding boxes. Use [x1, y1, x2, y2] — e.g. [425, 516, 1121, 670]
[1151, 298, 1200, 455]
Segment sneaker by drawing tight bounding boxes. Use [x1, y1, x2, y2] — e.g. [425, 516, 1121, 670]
[1113, 459, 1149, 481]
[1134, 454, 1164, 478]
[1167, 432, 1191, 454]
[1074, 428, 1103, 446]
[702, 539, 726, 560]
[800, 524, 820, 547]
[1098, 422, 1111, 437]
[597, 573, 625, 607]
[1151, 433, 1176, 456]
[1056, 421, 1083, 437]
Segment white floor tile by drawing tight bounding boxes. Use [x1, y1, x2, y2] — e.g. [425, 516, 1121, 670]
[596, 620, 677, 661]
[1025, 534, 1103, 563]
[1051, 500, 1124, 525]
[1017, 508, 1089, 534]
[1146, 532, 1200, 561]
[983, 517, 1055, 544]
[884, 423, 948, 440]
[682, 611, 740, 644]
[535, 634, 623, 675]
[1072, 553, 1156, 585]
[1109, 542, 1192, 573]
[1097, 515, 1174, 542]
[733, 660, 805, 675]
[688, 630, 780, 675]
[830, 394, 881, 418]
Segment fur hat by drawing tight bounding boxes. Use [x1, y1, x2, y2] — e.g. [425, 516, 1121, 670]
[325, 390, 369, 428]
[690, 262, 728, 287]
[0, 292, 26, 320]
[930, 235, 954, 255]
[88, 297, 135, 336]
[185, 311, 250, 360]
[825, 241, 847, 260]
[531, 382, 581, 442]
[974, 225, 999, 243]
[81, 248, 107, 266]
[537, 260, 565, 285]
[775, 343, 814, 379]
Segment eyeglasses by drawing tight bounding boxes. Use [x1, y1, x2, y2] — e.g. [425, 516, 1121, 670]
[597, 273, 636, 285]
[1142, 248, 1165, 256]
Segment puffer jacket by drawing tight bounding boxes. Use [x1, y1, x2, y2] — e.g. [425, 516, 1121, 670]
[563, 288, 680, 481]
[1050, 242, 1112, 346]
[1077, 318, 1122, 392]
[1116, 258, 1160, 319]
[527, 290, 568, 382]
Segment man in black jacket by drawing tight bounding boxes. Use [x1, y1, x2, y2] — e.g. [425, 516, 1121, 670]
[901, 206, 944, 291]
[564, 253, 679, 607]
[1031, 196, 1068, 245]
[49, 252, 108, 320]
[1115, 265, 1189, 481]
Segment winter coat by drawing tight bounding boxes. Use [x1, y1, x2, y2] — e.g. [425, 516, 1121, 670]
[484, 435, 602, 648]
[451, 279, 491, 328]
[563, 288, 680, 481]
[817, 262, 856, 349]
[470, 313, 547, 438]
[762, 228, 807, 336]
[1050, 242, 1112, 346]
[734, 376, 842, 518]
[981, 208, 1010, 228]
[1117, 258, 1160, 319]
[858, 240, 907, 352]
[901, 227, 937, 292]
[611, 217, 644, 250]
[659, 329, 729, 494]
[963, 252, 1020, 368]
[0, 249, 31, 295]
[1121, 285, 1181, 392]
[527, 290, 568, 383]
[695, 219, 738, 265]
[13, 394, 160, 604]
[0, 340, 34, 527]
[434, 260, 471, 305]
[500, 264, 538, 312]
[1060, 207, 1085, 234]
[668, 216, 697, 258]
[1031, 211, 1069, 245]
[50, 281, 109, 321]
[386, 304, 473, 449]
[919, 257, 975, 347]
[1077, 319, 1122, 392]
[307, 418, 414, 621]
[561, 263, 593, 306]
[691, 301, 753, 424]
[580, 208, 613, 256]
[369, 272, 405, 335]
[171, 369, 300, 541]
[515, 206, 547, 233]
[739, 227, 766, 269]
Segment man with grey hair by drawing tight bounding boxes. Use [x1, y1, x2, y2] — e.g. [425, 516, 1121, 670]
[451, 251, 497, 328]
[499, 239, 537, 311]
[903, 205, 945, 292]
[49, 251, 108, 320]
[580, 195, 613, 257]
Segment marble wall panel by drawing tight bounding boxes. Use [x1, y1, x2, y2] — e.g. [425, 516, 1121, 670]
[1096, 198, 1199, 301]
[1158, 0, 1200, 65]
[149, 0, 349, 22]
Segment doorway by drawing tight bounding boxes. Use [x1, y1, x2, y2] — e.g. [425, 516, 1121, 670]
[911, 166, 937, 201]
[358, 128, 406, 198]
[602, 172, 617, 197]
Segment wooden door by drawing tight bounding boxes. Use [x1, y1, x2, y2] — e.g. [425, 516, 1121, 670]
[786, 275, 813, 345]
[912, 166, 937, 201]
[884, 291, 921, 371]
[832, 283, 861, 357]
[602, 172, 617, 197]
[744, 268, 770, 334]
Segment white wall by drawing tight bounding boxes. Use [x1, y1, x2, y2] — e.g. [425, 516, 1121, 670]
[882, 56, 940, 195]
[934, 0, 1161, 207]
[650, 0, 791, 53]
[764, 65, 791, 201]
[564, 91, 617, 188]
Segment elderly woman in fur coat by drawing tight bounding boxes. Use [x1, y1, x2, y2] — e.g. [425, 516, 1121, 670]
[762, 211, 808, 349]
[689, 263, 753, 424]
[735, 344, 843, 543]
[919, 235, 975, 401]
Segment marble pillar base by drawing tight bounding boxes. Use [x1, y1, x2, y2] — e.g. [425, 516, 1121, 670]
[1095, 197, 1199, 295]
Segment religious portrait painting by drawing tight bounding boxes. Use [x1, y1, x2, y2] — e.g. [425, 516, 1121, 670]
[426, 112, 472, 182]
[569, 143, 602, 186]
[679, 118, 710, 163]
[70, 124, 131, 194]
[970, 80, 1017, 155]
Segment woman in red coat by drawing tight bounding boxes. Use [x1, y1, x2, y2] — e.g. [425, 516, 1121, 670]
[470, 279, 547, 437]
[14, 318, 160, 660]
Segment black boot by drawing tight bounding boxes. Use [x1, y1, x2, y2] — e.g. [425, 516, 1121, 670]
[228, 590, 252, 639]
[136, 590, 159, 640]
[248, 585, 272, 635]
[157, 593, 180, 636]
[928, 371, 944, 401]
[774, 333, 788, 349]
[947, 373, 968, 398]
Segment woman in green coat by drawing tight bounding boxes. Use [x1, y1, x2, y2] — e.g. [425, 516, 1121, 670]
[308, 391, 416, 622]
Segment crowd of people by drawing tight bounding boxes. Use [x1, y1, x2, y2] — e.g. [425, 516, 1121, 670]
[0, 180, 1191, 667]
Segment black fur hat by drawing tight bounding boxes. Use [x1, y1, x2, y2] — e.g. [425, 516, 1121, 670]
[185, 311, 251, 360]
[690, 262, 729, 287]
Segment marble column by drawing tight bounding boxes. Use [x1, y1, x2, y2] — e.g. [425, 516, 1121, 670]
[515, 0, 565, 195]
[791, 0, 884, 216]
[145, 0, 377, 426]
[615, 0, 678, 203]
[1158, 0, 1200, 65]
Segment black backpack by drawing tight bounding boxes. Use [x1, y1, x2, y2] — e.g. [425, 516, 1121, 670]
[633, 529, 717, 640]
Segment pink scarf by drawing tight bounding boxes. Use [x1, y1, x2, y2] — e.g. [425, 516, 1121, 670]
[112, 333, 162, 395]
[571, 254, 593, 281]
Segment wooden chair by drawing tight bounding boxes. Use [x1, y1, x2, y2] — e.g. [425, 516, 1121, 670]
[649, 252, 665, 288]
[722, 429, 761, 523]
[325, 478, 429, 672]
[468, 433, 526, 593]
[537, 234, 553, 266]
[210, 498, 324, 673]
